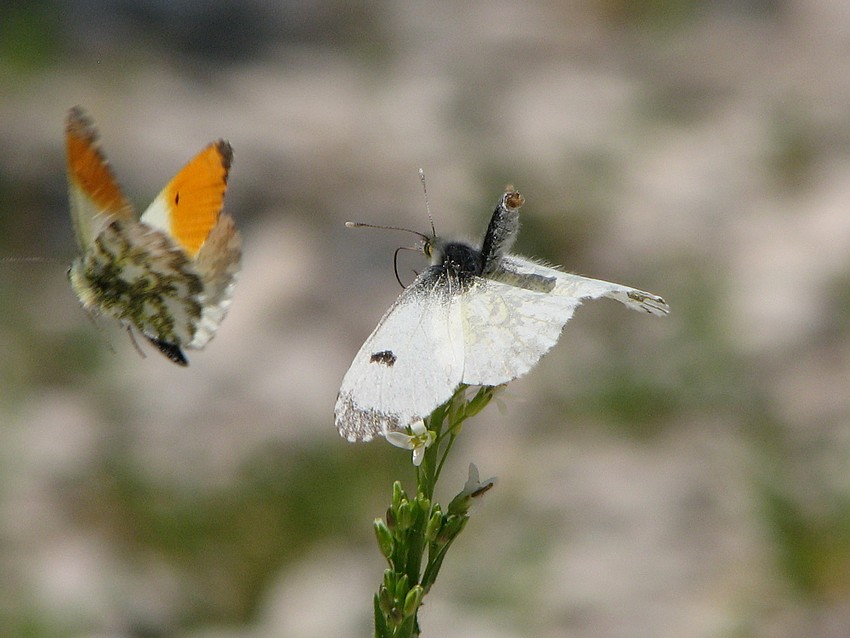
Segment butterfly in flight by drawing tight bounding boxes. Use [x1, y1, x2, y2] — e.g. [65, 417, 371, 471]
[335, 186, 669, 442]
[65, 106, 241, 366]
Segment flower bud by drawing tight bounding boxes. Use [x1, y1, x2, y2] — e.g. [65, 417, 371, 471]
[424, 508, 443, 543]
[392, 481, 406, 510]
[437, 514, 468, 543]
[416, 492, 431, 514]
[397, 500, 415, 531]
[382, 568, 395, 593]
[395, 573, 410, 600]
[373, 518, 394, 559]
[448, 463, 496, 516]
[389, 605, 404, 626]
[466, 386, 496, 417]
[378, 585, 395, 617]
[403, 585, 424, 617]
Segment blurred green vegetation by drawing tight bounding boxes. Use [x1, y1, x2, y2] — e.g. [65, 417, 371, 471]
[596, 0, 704, 30]
[24, 440, 404, 633]
[763, 486, 850, 600]
[0, 2, 59, 75]
[593, 0, 784, 30]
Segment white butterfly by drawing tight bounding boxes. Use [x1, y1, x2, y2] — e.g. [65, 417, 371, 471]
[335, 187, 669, 442]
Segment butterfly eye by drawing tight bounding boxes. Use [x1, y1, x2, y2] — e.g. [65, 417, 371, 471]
[423, 241, 432, 258]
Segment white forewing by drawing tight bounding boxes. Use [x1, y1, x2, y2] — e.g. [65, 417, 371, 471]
[504, 256, 670, 316]
[460, 278, 580, 386]
[335, 270, 465, 442]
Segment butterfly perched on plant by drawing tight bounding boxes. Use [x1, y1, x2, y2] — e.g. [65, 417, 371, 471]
[65, 106, 241, 365]
[335, 185, 669, 442]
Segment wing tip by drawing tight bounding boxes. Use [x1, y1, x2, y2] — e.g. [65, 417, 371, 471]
[65, 105, 103, 159]
[627, 291, 670, 316]
[66, 105, 96, 139]
[65, 105, 135, 227]
[212, 140, 233, 180]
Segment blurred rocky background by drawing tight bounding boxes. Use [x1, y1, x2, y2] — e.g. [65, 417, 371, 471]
[1, 1, 850, 636]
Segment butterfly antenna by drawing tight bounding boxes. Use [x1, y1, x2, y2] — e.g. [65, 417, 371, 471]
[392, 245, 422, 288]
[344, 221, 430, 243]
[392, 247, 405, 288]
[418, 168, 436, 238]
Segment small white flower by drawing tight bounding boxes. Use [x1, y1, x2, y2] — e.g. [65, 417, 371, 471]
[460, 463, 496, 499]
[384, 419, 435, 466]
[447, 463, 497, 515]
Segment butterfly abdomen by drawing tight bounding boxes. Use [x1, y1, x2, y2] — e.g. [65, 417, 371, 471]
[480, 189, 523, 275]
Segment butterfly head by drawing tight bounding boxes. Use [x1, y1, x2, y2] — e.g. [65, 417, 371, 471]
[425, 236, 484, 277]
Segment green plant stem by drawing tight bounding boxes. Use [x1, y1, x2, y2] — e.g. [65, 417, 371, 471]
[373, 385, 496, 638]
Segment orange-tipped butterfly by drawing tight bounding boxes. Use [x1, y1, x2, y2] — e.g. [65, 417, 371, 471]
[65, 106, 241, 366]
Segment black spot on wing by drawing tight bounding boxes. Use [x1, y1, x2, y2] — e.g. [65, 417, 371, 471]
[370, 350, 397, 367]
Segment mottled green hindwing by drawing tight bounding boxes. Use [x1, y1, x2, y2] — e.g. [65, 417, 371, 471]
[69, 220, 204, 350]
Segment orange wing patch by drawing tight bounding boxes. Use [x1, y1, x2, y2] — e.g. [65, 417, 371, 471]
[159, 141, 233, 258]
[65, 107, 133, 218]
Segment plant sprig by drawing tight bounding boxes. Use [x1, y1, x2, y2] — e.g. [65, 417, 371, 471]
[373, 385, 499, 637]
